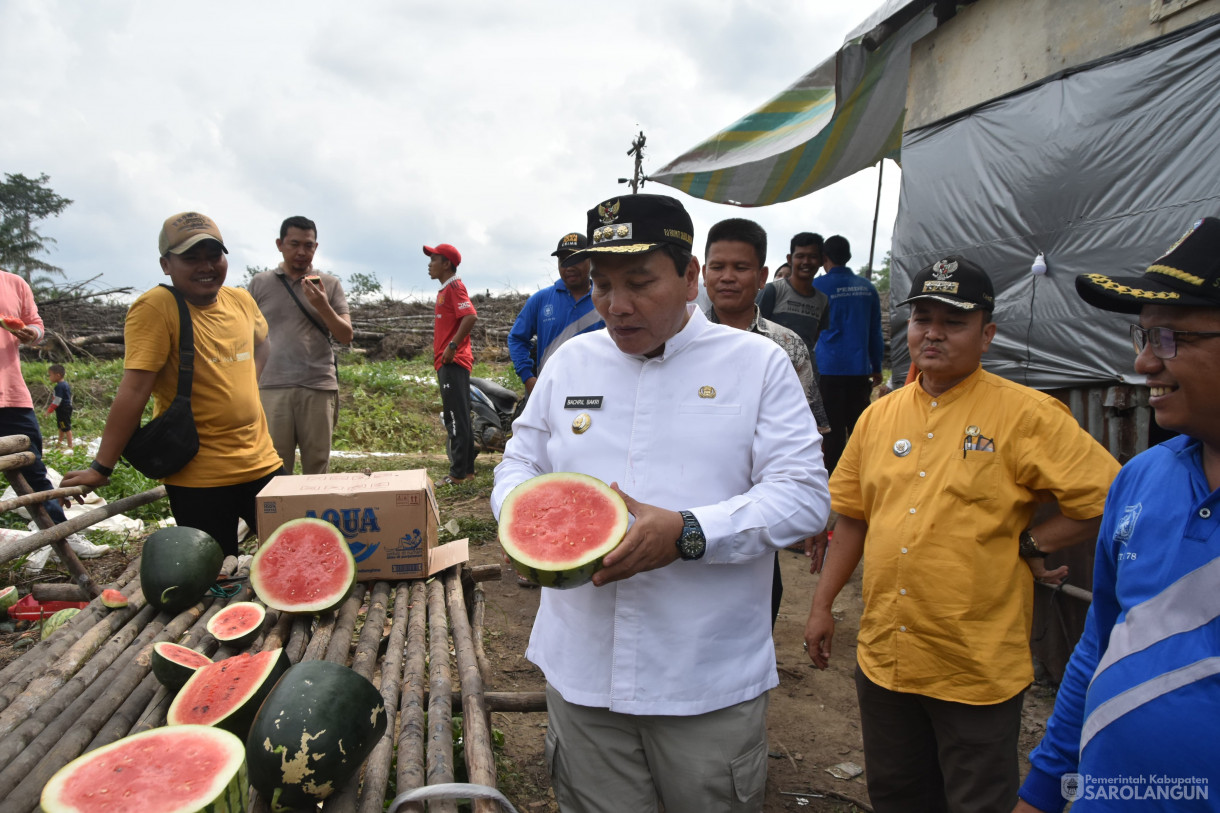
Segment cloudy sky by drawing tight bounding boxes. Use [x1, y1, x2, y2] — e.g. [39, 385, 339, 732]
[2, 0, 898, 301]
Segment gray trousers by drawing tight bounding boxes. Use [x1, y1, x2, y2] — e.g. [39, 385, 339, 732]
[544, 684, 768, 813]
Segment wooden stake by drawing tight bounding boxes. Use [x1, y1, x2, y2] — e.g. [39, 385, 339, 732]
[396, 581, 428, 813]
[358, 582, 412, 813]
[426, 577, 457, 813]
[323, 584, 368, 665]
[5, 470, 99, 597]
[444, 569, 497, 812]
[0, 433, 31, 456]
[0, 485, 166, 564]
[0, 484, 88, 514]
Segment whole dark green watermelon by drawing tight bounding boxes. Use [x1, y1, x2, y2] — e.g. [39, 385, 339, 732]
[140, 526, 224, 614]
[246, 660, 388, 809]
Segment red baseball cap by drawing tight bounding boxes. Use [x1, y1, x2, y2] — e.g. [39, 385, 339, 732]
[423, 243, 461, 267]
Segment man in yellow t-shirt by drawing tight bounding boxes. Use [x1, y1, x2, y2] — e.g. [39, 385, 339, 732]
[63, 213, 283, 556]
[803, 257, 1119, 813]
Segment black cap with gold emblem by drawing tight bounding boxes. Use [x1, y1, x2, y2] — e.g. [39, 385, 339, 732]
[563, 194, 695, 265]
[897, 256, 996, 312]
[551, 232, 588, 257]
[1076, 217, 1220, 314]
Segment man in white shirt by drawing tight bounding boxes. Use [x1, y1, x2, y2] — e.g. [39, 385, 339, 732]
[492, 194, 829, 813]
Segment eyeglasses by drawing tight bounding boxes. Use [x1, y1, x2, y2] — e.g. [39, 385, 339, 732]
[1130, 323, 1220, 359]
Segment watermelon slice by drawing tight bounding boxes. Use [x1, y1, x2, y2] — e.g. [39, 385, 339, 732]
[41, 725, 247, 813]
[1, 314, 25, 334]
[250, 518, 356, 613]
[167, 647, 290, 738]
[497, 472, 629, 589]
[206, 601, 265, 649]
[0, 585, 17, 613]
[100, 588, 129, 609]
[151, 641, 213, 691]
[246, 660, 389, 809]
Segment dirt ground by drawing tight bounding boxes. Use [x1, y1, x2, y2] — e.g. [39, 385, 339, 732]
[0, 453, 1057, 812]
[456, 456, 1058, 813]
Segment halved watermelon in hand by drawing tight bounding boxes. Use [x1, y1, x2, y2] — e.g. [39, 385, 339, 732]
[1, 315, 25, 334]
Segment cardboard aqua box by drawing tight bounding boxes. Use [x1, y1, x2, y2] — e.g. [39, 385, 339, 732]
[256, 470, 468, 582]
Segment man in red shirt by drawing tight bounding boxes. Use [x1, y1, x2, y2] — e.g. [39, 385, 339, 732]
[426, 243, 478, 485]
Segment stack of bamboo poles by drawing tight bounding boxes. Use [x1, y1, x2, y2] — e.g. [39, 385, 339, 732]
[0, 550, 511, 812]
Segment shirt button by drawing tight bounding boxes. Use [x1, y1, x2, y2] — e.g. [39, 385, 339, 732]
[927, 432, 934, 439]
[909, 508, 916, 514]
[919, 471, 926, 477]
[931, 401, 938, 407]
[900, 588, 907, 595]
[899, 625, 907, 632]
[901, 547, 908, 554]
[1201, 508, 1213, 519]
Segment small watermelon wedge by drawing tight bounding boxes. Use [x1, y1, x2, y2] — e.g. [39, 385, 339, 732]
[151, 641, 213, 691]
[0, 585, 17, 613]
[207, 601, 265, 649]
[1, 315, 25, 334]
[250, 518, 356, 613]
[41, 725, 247, 813]
[100, 588, 129, 609]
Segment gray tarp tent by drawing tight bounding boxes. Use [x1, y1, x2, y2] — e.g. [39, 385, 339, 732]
[889, 17, 1220, 388]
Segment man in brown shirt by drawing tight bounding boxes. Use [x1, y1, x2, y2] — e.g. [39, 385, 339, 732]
[248, 215, 353, 473]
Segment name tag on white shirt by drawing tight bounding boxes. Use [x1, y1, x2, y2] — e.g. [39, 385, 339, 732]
[564, 396, 604, 409]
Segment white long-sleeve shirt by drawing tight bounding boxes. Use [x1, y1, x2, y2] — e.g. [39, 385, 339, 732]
[492, 305, 829, 715]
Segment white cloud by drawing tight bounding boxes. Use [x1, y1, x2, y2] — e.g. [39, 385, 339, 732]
[1, 0, 899, 301]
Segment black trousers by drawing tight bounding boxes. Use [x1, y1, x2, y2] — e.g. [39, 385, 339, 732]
[0, 407, 66, 524]
[437, 363, 475, 480]
[855, 665, 1024, 813]
[819, 374, 873, 474]
[165, 467, 284, 557]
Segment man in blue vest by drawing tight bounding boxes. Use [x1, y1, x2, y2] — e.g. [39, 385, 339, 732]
[1017, 217, 1220, 812]
[508, 232, 604, 394]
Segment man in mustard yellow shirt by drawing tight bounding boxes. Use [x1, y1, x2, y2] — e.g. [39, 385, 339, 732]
[63, 213, 284, 556]
[803, 257, 1119, 813]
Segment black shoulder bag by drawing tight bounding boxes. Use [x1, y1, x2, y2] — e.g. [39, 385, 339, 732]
[122, 285, 200, 479]
[277, 273, 337, 371]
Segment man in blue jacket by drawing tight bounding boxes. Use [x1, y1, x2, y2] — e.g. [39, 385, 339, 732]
[1017, 217, 1220, 812]
[508, 232, 604, 394]
[813, 235, 882, 472]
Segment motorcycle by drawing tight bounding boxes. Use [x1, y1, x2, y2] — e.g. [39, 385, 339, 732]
[469, 377, 522, 453]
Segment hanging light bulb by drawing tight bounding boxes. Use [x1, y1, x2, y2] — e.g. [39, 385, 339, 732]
[1031, 252, 1048, 276]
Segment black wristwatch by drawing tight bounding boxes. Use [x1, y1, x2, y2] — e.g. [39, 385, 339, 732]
[1018, 529, 1046, 559]
[676, 510, 706, 561]
[89, 459, 114, 477]
[448, 341, 458, 351]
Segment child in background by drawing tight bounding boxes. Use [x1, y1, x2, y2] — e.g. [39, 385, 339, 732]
[46, 363, 73, 448]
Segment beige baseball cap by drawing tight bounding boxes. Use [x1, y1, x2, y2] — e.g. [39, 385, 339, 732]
[158, 212, 228, 256]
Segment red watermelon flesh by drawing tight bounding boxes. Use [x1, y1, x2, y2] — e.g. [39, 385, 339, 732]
[151, 642, 213, 691]
[206, 601, 264, 646]
[40, 725, 246, 813]
[100, 589, 128, 609]
[498, 472, 629, 589]
[250, 518, 355, 613]
[1, 315, 25, 334]
[167, 647, 288, 737]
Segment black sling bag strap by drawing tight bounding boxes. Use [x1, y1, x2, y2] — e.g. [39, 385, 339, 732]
[121, 284, 200, 478]
[277, 272, 337, 370]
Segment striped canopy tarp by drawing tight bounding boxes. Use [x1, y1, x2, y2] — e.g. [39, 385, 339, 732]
[652, 3, 934, 206]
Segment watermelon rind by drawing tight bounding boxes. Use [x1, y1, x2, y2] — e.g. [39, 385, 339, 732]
[152, 641, 214, 691]
[100, 588, 129, 609]
[207, 601, 266, 650]
[140, 526, 225, 615]
[246, 660, 389, 810]
[250, 518, 356, 614]
[168, 647, 290, 738]
[498, 472, 630, 589]
[41, 608, 80, 640]
[0, 585, 17, 612]
[41, 724, 247, 813]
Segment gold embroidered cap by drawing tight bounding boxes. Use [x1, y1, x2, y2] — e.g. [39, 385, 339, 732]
[562, 194, 695, 266]
[1076, 217, 1220, 314]
[898, 255, 995, 312]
